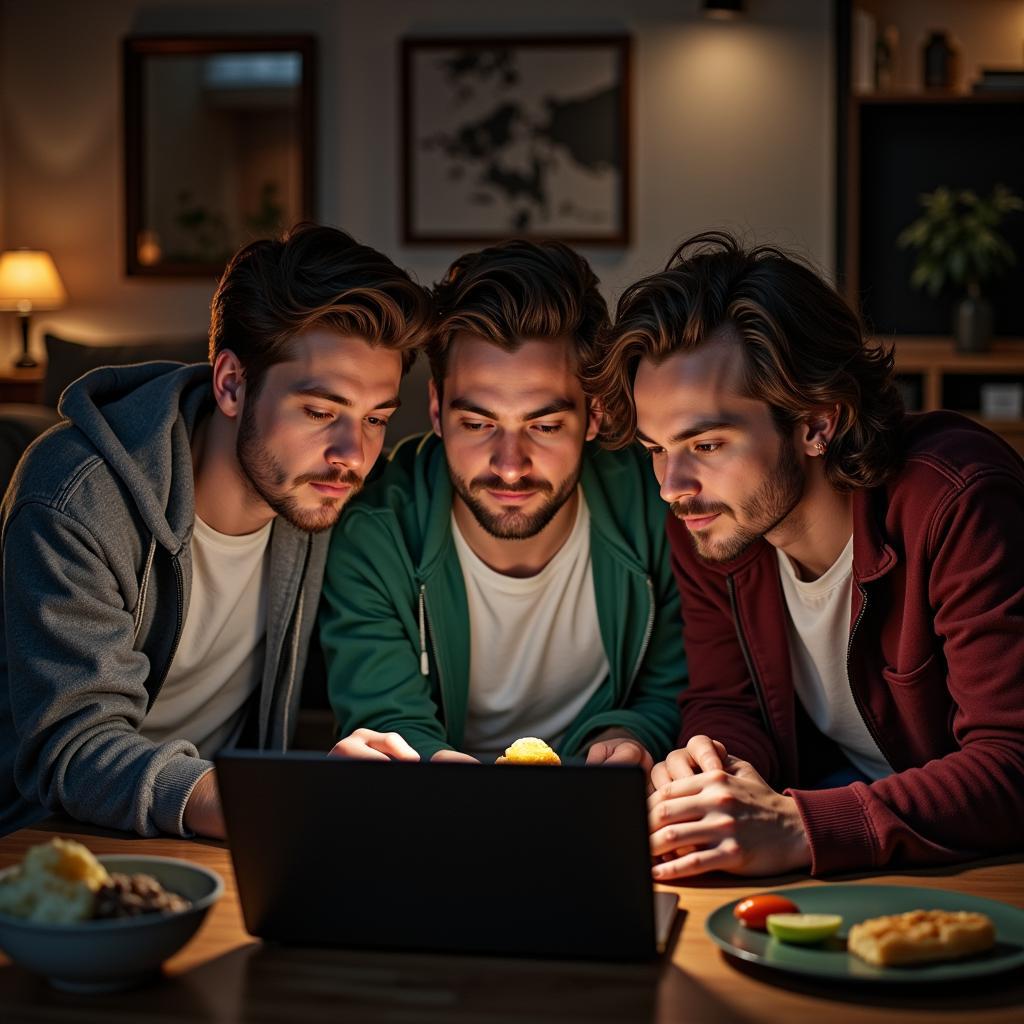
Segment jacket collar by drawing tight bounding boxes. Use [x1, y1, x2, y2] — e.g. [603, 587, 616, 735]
[851, 486, 899, 583]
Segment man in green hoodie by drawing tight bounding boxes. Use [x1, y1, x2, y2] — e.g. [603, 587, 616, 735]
[0, 225, 431, 839]
[320, 240, 686, 768]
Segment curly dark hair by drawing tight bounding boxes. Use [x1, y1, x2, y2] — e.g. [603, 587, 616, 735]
[584, 231, 904, 492]
[429, 239, 609, 389]
[210, 223, 432, 394]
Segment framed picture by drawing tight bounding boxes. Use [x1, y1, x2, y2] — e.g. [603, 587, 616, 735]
[402, 35, 631, 246]
[123, 36, 317, 277]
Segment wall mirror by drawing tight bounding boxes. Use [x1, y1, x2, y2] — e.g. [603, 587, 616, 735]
[124, 36, 316, 277]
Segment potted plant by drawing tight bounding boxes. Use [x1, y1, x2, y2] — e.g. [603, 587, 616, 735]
[897, 184, 1023, 352]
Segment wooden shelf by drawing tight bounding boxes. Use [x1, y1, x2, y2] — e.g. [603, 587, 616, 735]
[876, 337, 1024, 452]
[853, 91, 1024, 104]
[881, 337, 1024, 374]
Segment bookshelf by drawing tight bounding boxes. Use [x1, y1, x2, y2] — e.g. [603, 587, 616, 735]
[885, 337, 1024, 453]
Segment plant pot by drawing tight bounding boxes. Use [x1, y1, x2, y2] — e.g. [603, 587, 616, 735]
[954, 295, 993, 353]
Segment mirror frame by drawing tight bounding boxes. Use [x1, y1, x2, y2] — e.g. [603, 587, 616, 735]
[123, 35, 317, 278]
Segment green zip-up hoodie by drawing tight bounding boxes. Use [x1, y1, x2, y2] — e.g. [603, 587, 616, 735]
[319, 433, 686, 761]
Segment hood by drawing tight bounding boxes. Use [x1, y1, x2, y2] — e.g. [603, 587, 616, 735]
[58, 361, 213, 554]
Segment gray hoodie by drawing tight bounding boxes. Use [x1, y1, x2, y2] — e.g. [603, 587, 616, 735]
[0, 362, 328, 836]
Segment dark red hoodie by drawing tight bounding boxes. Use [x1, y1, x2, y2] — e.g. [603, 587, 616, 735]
[667, 412, 1024, 874]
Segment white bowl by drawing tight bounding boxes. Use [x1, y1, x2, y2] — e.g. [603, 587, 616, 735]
[0, 854, 223, 992]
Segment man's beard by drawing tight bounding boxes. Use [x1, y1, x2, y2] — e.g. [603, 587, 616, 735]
[449, 464, 581, 540]
[671, 436, 804, 562]
[236, 397, 362, 533]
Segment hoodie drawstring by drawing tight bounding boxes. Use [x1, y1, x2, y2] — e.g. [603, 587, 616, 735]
[418, 585, 429, 676]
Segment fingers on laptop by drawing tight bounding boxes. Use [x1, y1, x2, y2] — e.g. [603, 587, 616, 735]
[327, 729, 420, 761]
[429, 749, 481, 764]
[586, 739, 639, 764]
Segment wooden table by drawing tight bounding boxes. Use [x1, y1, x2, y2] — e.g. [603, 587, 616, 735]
[1, 823, 1022, 1023]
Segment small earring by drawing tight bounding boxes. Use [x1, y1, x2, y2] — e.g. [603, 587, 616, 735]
[813, 440, 828, 455]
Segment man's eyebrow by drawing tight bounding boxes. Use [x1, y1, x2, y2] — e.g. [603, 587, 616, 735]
[636, 420, 738, 445]
[448, 398, 497, 419]
[523, 398, 575, 420]
[291, 384, 401, 410]
[447, 397, 576, 420]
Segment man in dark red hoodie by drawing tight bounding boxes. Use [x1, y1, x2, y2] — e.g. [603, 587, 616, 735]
[586, 231, 1024, 879]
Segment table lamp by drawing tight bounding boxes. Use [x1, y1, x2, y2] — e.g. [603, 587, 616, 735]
[0, 249, 67, 368]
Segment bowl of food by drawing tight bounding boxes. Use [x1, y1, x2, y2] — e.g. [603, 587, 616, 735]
[0, 838, 222, 992]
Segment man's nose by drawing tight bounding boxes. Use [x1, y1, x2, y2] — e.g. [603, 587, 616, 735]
[490, 430, 531, 482]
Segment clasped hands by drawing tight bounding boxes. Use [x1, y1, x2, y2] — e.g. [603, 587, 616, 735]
[648, 735, 811, 879]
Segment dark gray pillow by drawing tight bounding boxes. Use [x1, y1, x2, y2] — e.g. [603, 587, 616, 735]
[43, 333, 209, 407]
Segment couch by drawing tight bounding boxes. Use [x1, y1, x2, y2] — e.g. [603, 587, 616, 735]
[0, 333, 209, 497]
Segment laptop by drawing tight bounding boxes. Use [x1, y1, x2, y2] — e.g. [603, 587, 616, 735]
[216, 751, 679, 962]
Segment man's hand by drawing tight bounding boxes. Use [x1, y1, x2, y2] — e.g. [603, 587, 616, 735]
[328, 728, 420, 762]
[430, 749, 481, 764]
[183, 767, 226, 839]
[650, 734, 728, 790]
[647, 755, 810, 879]
[585, 728, 654, 776]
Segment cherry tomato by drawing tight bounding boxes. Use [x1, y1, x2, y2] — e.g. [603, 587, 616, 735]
[733, 894, 800, 930]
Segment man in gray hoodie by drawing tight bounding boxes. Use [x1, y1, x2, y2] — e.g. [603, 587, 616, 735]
[0, 224, 431, 839]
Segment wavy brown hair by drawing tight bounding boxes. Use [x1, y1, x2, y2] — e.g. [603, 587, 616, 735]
[210, 223, 432, 394]
[585, 231, 904, 492]
[429, 239, 608, 388]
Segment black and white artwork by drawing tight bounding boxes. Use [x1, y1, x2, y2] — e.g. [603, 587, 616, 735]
[402, 37, 630, 245]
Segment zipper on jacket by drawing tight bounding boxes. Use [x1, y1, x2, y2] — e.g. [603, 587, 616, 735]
[845, 582, 894, 772]
[417, 585, 429, 676]
[279, 588, 304, 751]
[278, 536, 313, 751]
[624, 575, 656, 703]
[132, 537, 157, 644]
[148, 556, 186, 706]
[419, 585, 449, 728]
[726, 575, 774, 741]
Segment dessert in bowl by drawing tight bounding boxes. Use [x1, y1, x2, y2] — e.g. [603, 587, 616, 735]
[0, 838, 222, 991]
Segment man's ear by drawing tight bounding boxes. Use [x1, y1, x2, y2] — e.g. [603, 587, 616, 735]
[428, 378, 443, 438]
[584, 396, 603, 443]
[798, 403, 842, 457]
[212, 350, 245, 420]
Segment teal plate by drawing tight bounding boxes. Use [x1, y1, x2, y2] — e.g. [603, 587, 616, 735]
[705, 884, 1024, 983]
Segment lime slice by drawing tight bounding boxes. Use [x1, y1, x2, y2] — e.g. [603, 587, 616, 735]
[765, 913, 843, 944]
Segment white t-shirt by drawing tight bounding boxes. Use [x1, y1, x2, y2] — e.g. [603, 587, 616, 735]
[453, 490, 610, 763]
[776, 536, 891, 781]
[141, 514, 272, 758]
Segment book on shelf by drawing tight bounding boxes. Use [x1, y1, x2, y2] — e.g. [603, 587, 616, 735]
[972, 67, 1024, 93]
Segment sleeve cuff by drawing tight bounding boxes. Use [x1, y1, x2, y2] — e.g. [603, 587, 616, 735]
[151, 755, 216, 837]
[787, 783, 877, 876]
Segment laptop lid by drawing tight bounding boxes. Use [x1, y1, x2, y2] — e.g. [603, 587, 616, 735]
[216, 751, 673, 962]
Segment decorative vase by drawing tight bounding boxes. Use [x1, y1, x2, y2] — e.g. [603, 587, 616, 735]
[954, 295, 993, 353]
[923, 30, 955, 89]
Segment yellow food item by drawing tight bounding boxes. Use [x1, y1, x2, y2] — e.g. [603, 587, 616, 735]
[0, 838, 111, 924]
[495, 737, 561, 765]
[847, 909, 996, 967]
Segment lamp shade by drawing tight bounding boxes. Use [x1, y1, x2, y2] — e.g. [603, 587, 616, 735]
[0, 250, 67, 313]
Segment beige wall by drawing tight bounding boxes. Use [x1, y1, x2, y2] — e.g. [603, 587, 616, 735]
[0, 0, 834, 411]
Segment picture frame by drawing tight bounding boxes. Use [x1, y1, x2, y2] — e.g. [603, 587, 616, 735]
[123, 35, 317, 278]
[402, 35, 631, 246]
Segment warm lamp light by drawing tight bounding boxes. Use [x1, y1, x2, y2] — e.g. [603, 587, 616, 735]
[0, 249, 67, 368]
